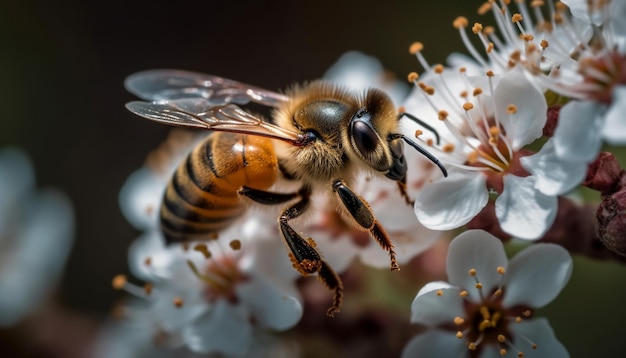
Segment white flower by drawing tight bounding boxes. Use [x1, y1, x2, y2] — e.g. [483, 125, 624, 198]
[402, 230, 572, 358]
[448, 0, 626, 159]
[403, 64, 586, 239]
[114, 219, 302, 357]
[0, 147, 74, 326]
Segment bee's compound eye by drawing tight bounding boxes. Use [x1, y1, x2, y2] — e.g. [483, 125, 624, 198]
[352, 120, 379, 154]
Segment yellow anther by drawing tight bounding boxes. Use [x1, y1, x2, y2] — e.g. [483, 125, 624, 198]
[436, 289, 444, 296]
[483, 26, 495, 36]
[512, 13, 523, 23]
[409, 42, 424, 54]
[415, 129, 424, 137]
[507, 104, 518, 114]
[500, 349, 508, 356]
[472, 23, 484, 34]
[516, 316, 523, 323]
[473, 88, 483, 96]
[479, 319, 491, 331]
[426, 138, 434, 146]
[521, 33, 534, 42]
[469, 268, 477, 276]
[438, 110, 449, 120]
[143, 283, 153, 295]
[468, 151, 479, 164]
[460, 90, 469, 98]
[144, 257, 152, 266]
[193, 244, 212, 259]
[229, 239, 242, 251]
[523, 309, 532, 317]
[442, 143, 455, 153]
[489, 126, 500, 137]
[540, 39, 549, 49]
[459, 67, 467, 73]
[408, 72, 419, 82]
[112, 275, 127, 290]
[468, 342, 477, 351]
[424, 86, 435, 95]
[475, 282, 483, 289]
[478, 2, 493, 15]
[487, 42, 495, 53]
[494, 288, 503, 297]
[454, 316, 465, 325]
[456, 331, 464, 339]
[463, 102, 474, 111]
[496, 266, 506, 274]
[532, 344, 538, 350]
[486, 70, 495, 77]
[460, 290, 469, 298]
[173, 297, 184, 308]
[498, 334, 506, 343]
[518, 352, 524, 358]
[434, 64, 444, 74]
[453, 16, 469, 29]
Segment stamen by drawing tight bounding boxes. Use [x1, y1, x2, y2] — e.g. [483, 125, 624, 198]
[497, 266, 506, 274]
[460, 290, 469, 298]
[144, 257, 152, 266]
[457, 331, 464, 339]
[229, 239, 242, 250]
[194, 244, 212, 259]
[454, 316, 465, 325]
[436, 289, 444, 296]
[409, 42, 432, 72]
[454, 17, 490, 68]
[173, 297, 184, 308]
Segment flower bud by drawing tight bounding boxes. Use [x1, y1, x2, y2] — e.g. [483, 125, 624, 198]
[584, 152, 623, 195]
[596, 189, 626, 257]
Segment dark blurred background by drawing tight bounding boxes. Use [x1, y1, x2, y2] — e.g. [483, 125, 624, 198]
[1, 0, 625, 357]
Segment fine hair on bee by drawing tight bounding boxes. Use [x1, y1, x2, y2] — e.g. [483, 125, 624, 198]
[124, 69, 447, 317]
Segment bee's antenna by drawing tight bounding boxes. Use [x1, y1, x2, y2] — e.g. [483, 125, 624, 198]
[397, 111, 441, 145]
[388, 133, 448, 177]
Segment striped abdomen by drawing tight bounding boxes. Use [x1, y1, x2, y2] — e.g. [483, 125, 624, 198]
[160, 132, 279, 244]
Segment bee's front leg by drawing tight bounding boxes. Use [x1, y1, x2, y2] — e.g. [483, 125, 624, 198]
[332, 179, 399, 271]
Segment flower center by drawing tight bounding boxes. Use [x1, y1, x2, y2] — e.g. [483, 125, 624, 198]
[450, 266, 538, 357]
[578, 50, 626, 104]
[187, 240, 247, 303]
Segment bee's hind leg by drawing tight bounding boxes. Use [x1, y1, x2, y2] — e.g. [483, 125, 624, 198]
[332, 179, 399, 271]
[239, 185, 343, 317]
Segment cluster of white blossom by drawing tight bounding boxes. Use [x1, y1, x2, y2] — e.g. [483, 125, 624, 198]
[105, 1, 626, 357]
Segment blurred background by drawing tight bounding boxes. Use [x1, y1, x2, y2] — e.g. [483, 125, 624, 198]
[1, 0, 625, 357]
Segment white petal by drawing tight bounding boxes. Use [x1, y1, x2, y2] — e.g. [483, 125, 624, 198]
[520, 138, 588, 196]
[414, 171, 488, 230]
[119, 167, 165, 230]
[602, 86, 626, 145]
[410, 281, 465, 325]
[446, 230, 508, 301]
[502, 244, 573, 308]
[0, 190, 74, 326]
[236, 274, 303, 331]
[495, 175, 557, 240]
[401, 330, 465, 358]
[510, 318, 570, 358]
[182, 300, 252, 356]
[493, 70, 547, 149]
[553, 100, 604, 163]
[0, 148, 34, 227]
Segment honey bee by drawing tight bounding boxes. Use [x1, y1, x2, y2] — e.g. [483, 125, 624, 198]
[125, 69, 447, 316]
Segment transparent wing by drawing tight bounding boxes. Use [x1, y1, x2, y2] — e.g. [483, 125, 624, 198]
[124, 69, 290, 107]
[126, 98, 307, 145]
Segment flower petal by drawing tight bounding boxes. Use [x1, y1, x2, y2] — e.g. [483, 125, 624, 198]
[502, 244, 573, 308]
[602, 86, 626, 145]
[493, 69, 547, 149]
[414, 171, 488, 230]
[553, 100, 604, 163]
[401, 329, 465, 358]
[495, 175, 557, 240]
[0, 148, 34, 226]
[410, 281, 464, 325]
[510, 318, 570, 358]
[236, 274, 303, 331]
[182, 299, 252, 356]
[520, 138, 588, 196]
[118, 167, 165, 230]
[446, 230, 508, 301]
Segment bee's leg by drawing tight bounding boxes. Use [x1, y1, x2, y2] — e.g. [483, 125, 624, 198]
[240, 185, 343, 316]
[279, 189, 343, 317]
[238, 186, 300, 205]
[396, 176, 414, 206]
[332, 179, 399, 271]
